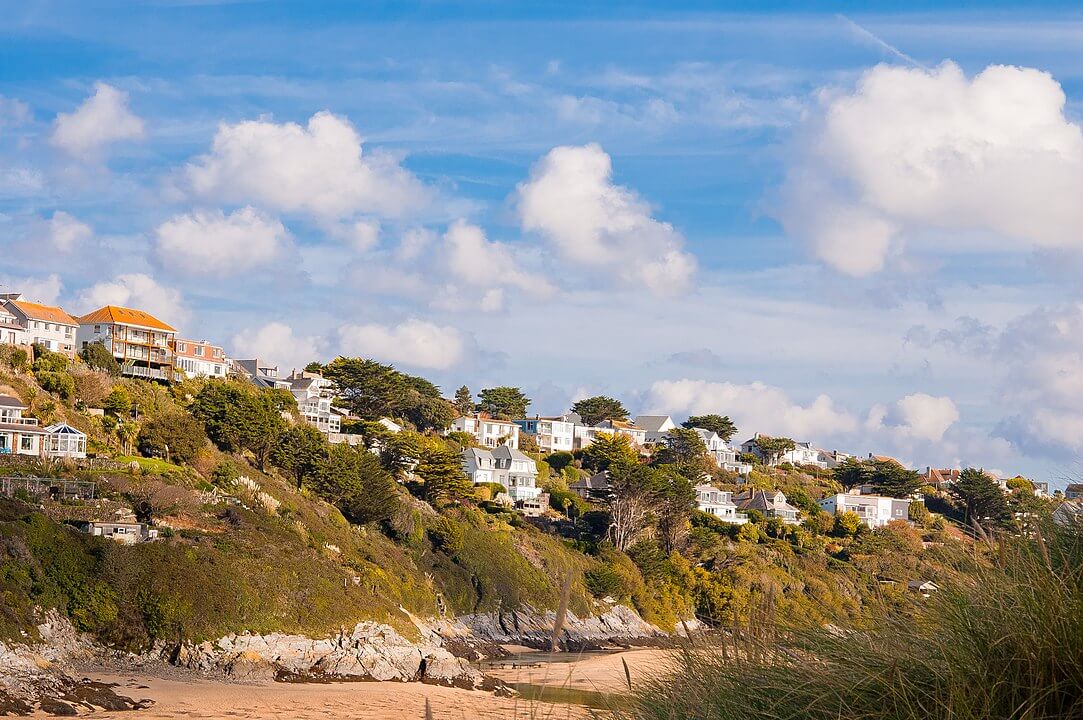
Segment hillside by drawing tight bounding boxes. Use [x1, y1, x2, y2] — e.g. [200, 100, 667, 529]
[0, 343, 1055, 706]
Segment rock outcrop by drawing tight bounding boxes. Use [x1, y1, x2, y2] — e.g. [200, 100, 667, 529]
[162, 621, 488, 689]
[438, 603, 664, 650]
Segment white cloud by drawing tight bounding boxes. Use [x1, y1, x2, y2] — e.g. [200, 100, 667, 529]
[155, 206, 290, 276]
[43, 211, 92, 252]
[50, 82, 145, 159]
[869, 393, 959, 442]
[337, 319, 464, 370]
[231, 321, 323, 372]
[336, 219, 381, 252]
[781, 62, 1083, 275]
[76, 273, 187, 327]
[517, 143, 696, 295]
[0, 274, 63, 305]
[444, 220, 554, 305]
[186, 111, 429, 221]
[643, 378, 857, 440]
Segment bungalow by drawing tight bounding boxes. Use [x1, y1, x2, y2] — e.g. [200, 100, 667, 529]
[1, 297, 79, 359]
[569, 471, 610, 501]
[450, 413, 520, 449]
[908, 579, 939, 597]
[76, 520, 158, 545]
[819, 492, 911, 528]
[514, 413, 576, 453]
[695, 484, 748, 525]
[173, 338, 228, 379]
[1064, 484, 1083, 501]
[734, 488, 801, 525]
[633, 415, 677, 444]
[77, 306, 177, 381]
[0, 395, 45, 457]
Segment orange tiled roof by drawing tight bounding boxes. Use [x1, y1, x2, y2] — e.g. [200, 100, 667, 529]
[78, 305, 176, 332]
[8, 300, 78, 326]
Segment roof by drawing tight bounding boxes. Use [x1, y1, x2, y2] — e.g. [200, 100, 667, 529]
[570, 471, 610, 490]
[78, 305, 176, 332]
[0, 394, 27, 409]
[492, 444, 533, 462]
[606, 419, 639, 430]
[869, 454, 904, 466]
[7, 300, 78, 326]
[633, 415, 673, 433]
[44, 423, 86, 436]
[0, 423, 45, 434]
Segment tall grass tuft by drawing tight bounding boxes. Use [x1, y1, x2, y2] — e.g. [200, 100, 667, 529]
[627, 522, 1083, 720]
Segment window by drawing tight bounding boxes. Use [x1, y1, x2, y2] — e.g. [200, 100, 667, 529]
[20, 436, 33, 451]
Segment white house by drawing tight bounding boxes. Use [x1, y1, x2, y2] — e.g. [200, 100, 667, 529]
[42, 423, 87, 459]
[689, 427, 752, 475]
[695, 484, 748, 525]
[819, 493, 911, 528]
[515, 414, 576, 453]
[462, 446, 541, 505]
[173, 338, 228, 379]
[462, 447, 496, 485]
[287, 370, 341, 436]
[77, 305, 178, 381]
[231, 358, 292, 390]
[77, 521, 157, 545]
[0, 394, 45, 457]
[781, 441, 827, 468]
[451, 414, 520, 449]
[491, 445, 542, 503]
[634, 415, 677, 444]
[1, 297, 79, 359]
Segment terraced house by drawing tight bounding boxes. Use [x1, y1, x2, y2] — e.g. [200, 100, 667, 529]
[76, 305, 178, 382]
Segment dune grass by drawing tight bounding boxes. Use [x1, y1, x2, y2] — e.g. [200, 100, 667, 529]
[626, 522, 1083, 720]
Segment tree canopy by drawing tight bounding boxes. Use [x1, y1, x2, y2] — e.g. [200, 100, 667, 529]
[653, 428, 711, 480]
[580, 431, 638, 472]
[417, 446, 473, 505]
[453, 385, 474, 415]
[272, 425, 328, 488]
[753, 436, 796, 465]
[190, 380, 293, 470]
[308, 444, 400, 525]
[81, 342, 120, 375]
[572, 396, 628, 426]
[477, 386, 530, 420]
[322, 357, 450, 430]
[950, 467, 1009, 529]
[682, 414, 737, 442]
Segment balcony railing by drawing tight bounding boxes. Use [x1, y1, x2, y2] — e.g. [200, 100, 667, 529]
[121, 363, 170, 380]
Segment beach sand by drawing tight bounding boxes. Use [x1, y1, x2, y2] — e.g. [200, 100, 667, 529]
[74, 649, 672, 720]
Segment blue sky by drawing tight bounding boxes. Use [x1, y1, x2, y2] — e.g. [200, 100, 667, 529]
[4, 1, 1083, 484]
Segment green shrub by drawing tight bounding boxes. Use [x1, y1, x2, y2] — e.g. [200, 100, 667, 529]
[137, 411, 207, 464]
[37, 371, 75, 400]
[428, 516, 465, 555]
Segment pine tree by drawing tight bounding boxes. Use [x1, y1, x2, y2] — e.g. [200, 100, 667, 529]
[453, 385, 474, 415]
[418, 448, 473, 505]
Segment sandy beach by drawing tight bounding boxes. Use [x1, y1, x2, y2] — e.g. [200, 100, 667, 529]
[75, 649, 673, 719]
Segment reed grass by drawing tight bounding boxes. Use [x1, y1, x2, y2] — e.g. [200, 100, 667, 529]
[626, 522, 1083, 720]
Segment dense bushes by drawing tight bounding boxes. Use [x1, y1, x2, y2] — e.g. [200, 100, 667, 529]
[137, 411, 207, 464]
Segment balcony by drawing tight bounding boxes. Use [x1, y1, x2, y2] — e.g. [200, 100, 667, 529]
[121, 363, 171, 381]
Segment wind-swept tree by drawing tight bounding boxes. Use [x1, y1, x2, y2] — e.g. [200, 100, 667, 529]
[951, 467, 1010, 529]
[477, 386, 530, 419]
[608, 463, 661, 551]
[753, 435, 796, 466]
[653, 428, 711, 480]
[572, 396, 628, 426]
[682, 414, 737, 442]
[418, 447, 473, 505]
[580, 431, 638, 472]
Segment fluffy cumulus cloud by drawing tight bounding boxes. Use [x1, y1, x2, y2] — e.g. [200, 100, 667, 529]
[1, 274, 63, 305]
[155, 206, 291, 276]
[643, 379, 857, 440]
[42, 211, 92, 252]
[231, 322, 323, 372]
[50, 82, 145, 159]
[444, 220, 554, 307]
[781, 62, 1083, 275]
[76, 273, 187, 326]
[337, 319, 464, 370]
[517, 143, 696, 295]
[868, 393, 959, 442]
[186, 111, 429, 222]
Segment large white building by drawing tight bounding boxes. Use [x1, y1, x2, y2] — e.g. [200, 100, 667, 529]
[77, 306, 178, 382]
[689, 427, 752, 476]
[818, 493, 912, 529]
[515, 414, 576, 453]
[634, 415, 677, 444]
[450, 414, 520, 449]
[695, 484, 748, 524]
